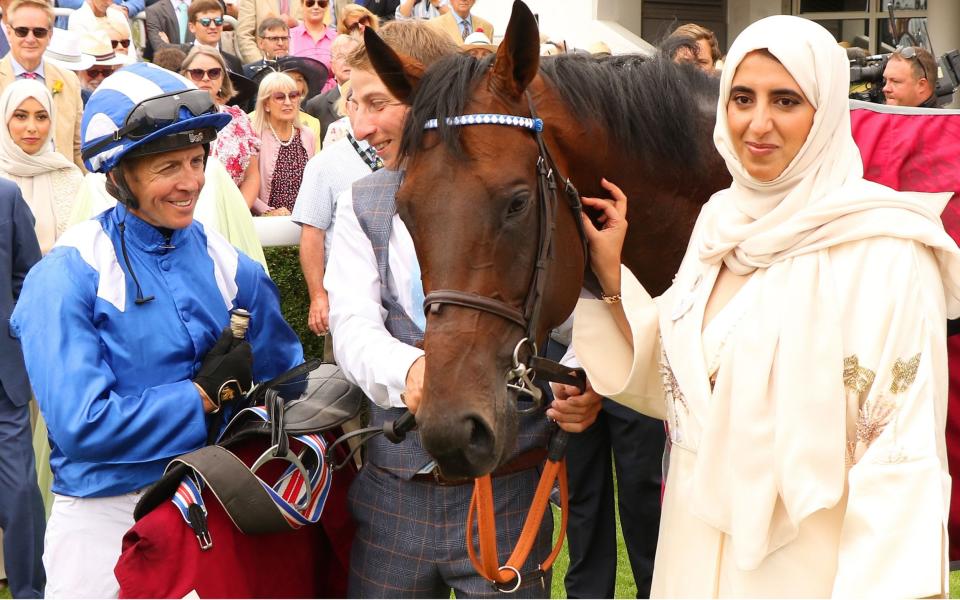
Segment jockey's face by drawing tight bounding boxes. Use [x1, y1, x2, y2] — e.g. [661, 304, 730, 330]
[122, 145, 205, 230]
[726, 51, 815, 182]
[349, 67, 409, 169]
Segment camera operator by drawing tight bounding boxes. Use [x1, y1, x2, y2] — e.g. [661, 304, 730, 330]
[883, 46, 939, 107]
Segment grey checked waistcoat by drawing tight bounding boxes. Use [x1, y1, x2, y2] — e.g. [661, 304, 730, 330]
[352, 169, 551, 479]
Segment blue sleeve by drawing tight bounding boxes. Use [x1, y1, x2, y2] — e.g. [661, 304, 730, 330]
[11, 188, 40, 299]
[118, 0, 144, 18]
[236, 253, 305, 379]
[11, 251, 210, 465]
[56, 0, 84, 9]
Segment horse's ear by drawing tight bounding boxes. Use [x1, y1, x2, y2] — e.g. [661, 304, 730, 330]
[489, 0, 540, 101]
[363, 27, 425, 104]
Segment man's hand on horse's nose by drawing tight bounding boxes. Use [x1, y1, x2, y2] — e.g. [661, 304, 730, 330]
[402, 356, 426, 414]
[547, 381, 602, 433]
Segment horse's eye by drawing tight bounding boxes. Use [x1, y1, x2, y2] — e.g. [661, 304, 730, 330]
[507, 193, 530, 216]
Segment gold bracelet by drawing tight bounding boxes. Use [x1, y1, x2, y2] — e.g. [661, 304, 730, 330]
[601, 292, 622, 304]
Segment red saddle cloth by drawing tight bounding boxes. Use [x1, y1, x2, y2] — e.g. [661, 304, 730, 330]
[850, 101, 960, 560]
[115, 436, 356, 599]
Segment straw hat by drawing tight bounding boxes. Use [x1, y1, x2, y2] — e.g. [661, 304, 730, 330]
[44, 29, 95, 72]
[79, 31, 128, 67]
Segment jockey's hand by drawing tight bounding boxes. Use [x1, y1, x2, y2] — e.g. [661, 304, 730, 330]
[581, 178, 628, 297]
[547, 379, 602, 433]
[402, 356, 425, 414]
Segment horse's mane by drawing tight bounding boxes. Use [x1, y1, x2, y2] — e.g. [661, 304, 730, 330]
[400, 51, 720, 172]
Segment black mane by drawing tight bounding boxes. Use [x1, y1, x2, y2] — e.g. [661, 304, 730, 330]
[401, 51, 720, 172]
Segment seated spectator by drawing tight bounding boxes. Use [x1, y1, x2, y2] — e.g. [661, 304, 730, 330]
[292, 79, 377, 335]
[428, 0, 492, 44]
[395, 0, 448, 21]
[882, 46, 938, 108]
[336, 3, 377, 35]
[58, 0, 142, 31]
[251, 71, 315, 215]
[182, 45, 262, 207]
[0, 80, 82, 254]
[152, 44, 187, 71]
[43, 28, 95, 83]
[303, 32, 357, 139]
[236, 0, 301, 63]
[289, 0, 336, 87]
[68, 0, 120, 36]
[183, 0, 244, 72]
[666, 23, 720, 73]
[242, 18, 290, 78]
[144, 0, 193, 60]
[77, 31, 126, 95]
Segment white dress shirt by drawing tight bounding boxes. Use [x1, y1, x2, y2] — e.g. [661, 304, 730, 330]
[325, 181, 424, 409]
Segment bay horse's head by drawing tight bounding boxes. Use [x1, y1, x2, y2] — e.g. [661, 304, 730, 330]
[366, 2, 579, 478]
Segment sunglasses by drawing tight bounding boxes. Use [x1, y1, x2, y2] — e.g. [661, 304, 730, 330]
[186, 67, 223, 81]
[197, 16, 224, 27]
[86, 67, 115, 79]
[895, 46, 929, 81]
[346, 16, 372, 31]
[271, 90, 301, 103]
[11, 26, 48, 39]
[263, 35, 289, 43]
[111, 38, 132, 49]
[304, 0, 328, 6]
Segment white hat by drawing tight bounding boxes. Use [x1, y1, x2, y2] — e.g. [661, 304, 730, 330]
[79, 31, 128, 67]
[463, 31, 492, 46]
[44, 29, 95, 72]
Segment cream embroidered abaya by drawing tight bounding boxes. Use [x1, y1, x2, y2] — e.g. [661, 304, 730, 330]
[573, 15, 960, 598]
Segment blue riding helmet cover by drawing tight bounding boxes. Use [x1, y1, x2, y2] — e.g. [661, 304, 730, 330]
[81, 62, 231, 173]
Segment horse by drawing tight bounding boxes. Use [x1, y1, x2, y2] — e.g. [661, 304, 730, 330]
[365, 1, 731, 478]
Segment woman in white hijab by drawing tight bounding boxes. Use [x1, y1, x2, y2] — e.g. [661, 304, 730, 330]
[570, 15, 960, 598]
[0, 79, 82, 255]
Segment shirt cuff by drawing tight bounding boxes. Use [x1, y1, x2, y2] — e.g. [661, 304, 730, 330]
[386, 343, 425, 409]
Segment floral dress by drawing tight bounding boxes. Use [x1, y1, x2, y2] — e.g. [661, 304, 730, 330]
[267, 129, 308, 211]
[211, 104, 260, 188]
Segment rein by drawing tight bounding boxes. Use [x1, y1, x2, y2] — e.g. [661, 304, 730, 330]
[420, 97, 590, 592]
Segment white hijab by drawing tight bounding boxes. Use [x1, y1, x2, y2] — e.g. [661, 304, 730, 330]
[690, 15, 960, 570]
[0, 79, 81, 253]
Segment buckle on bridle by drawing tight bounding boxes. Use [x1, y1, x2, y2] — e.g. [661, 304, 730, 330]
[493, 565, 522, 594]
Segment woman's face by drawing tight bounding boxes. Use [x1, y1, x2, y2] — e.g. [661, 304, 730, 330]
[726, 51, 816, 182]
[8, 96, 50, 155]
[184, 54, 224, 104]
[108, 28, 129, 55]
[286, 70, 308, 98]
[266, 86, 300, 123]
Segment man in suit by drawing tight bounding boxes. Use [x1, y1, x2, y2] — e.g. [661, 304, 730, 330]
[144, 0, 194, 60]
[0, 0, 85, 170]
[304, 32, 355, 140]
[181, 0, 244, 71]
[0, 178, 45, 600]
[428, 0, 491, 44]
[236, 0, 300, 63]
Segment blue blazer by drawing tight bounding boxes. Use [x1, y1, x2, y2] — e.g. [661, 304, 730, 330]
[0, 178, 41, 407]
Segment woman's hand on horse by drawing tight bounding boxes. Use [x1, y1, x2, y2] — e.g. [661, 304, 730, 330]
[547, 380, 602, 433]
[402, 356, 425, 414]
[581, 178, 628, 295]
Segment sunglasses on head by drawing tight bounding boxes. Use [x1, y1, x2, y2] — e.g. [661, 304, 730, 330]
[111, 38, 132, 48]
[271, 90, 301, 103]
[304, 0, 328, 6]
[895, 46, 929, 81]
[197, 16, 224, 26]
[11, 26, 48, 39]
[187, 67, 223, 81]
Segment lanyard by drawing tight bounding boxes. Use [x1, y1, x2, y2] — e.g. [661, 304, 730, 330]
[347, 133, 383, 172]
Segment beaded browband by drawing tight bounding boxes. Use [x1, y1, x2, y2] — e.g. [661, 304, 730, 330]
[423, 114, 544, 132]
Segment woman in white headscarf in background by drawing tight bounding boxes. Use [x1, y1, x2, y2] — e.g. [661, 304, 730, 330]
[568, 15, 960, 598]
[0, 80, 82, 254]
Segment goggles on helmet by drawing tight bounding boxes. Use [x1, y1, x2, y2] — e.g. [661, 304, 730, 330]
[82, 88, 218, 161]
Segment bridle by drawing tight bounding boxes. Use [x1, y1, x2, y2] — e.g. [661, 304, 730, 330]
[419, 94, 590, 593]
[421, 95, 589, 408]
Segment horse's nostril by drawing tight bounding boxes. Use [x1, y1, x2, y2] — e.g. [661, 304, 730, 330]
[465, 414, 494, 456]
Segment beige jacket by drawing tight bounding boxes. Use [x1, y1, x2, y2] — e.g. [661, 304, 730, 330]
[0, 57, 85, 172]
[428, 11, 492, 45]
[236, 0, 302, 63]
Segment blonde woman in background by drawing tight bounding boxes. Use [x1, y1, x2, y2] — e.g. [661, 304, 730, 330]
[251, 71, 316, 215]
[336, 3, 377, 35]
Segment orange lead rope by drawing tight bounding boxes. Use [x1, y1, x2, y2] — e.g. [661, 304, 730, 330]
[466, 455, 569, 593]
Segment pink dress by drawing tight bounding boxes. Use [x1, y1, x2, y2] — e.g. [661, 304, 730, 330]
[211, 104, 261, 188]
